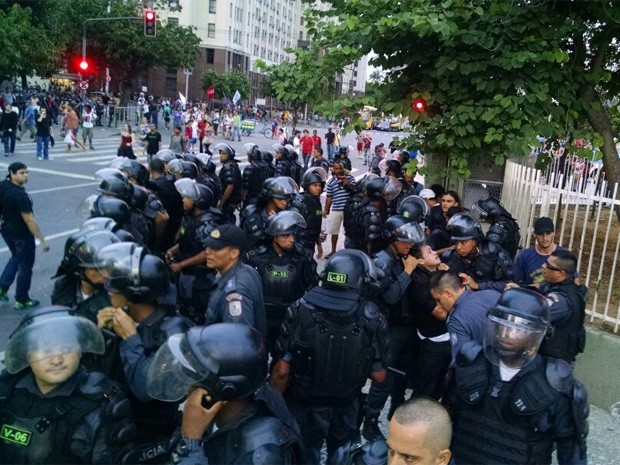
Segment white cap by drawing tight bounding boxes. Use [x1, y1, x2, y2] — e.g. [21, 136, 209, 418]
[420, 188, 436, 199]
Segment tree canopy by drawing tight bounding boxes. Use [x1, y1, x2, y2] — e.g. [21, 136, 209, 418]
[202, 70, 251, 102]
[299, 0, 620, 187]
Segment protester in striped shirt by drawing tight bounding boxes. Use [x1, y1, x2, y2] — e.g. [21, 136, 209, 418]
[322, 161, 356, 259]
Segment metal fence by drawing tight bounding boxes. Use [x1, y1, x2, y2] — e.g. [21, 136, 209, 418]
[502, 157, 620, 333]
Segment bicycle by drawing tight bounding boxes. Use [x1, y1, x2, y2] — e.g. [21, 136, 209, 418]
[261, 123, 275, 139]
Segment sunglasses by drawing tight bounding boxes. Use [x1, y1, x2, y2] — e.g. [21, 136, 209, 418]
[543, 261, 564, 272]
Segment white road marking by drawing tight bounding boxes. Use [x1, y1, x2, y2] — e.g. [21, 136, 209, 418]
[0, 163, 95, 180]
[0, 228, 80, 254]
[29, 182, 99, 194]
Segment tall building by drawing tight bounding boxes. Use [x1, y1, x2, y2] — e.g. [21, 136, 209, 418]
[148, 1, 366, 101]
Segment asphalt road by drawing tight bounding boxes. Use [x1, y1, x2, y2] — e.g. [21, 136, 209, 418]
[0, 124, 617, 463]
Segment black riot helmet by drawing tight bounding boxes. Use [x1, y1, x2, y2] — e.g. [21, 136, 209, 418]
[447, 213, 483, 241]
[474, 197, 512, 221]
[129, 185, 149, 212]
[196, 153, 217, 174]
[80, 217, 118, 234]
[167, 159, 198, 179]
[95, 242, 171, 302]
[60, 229, 120, 274]
[261, 151, 274, 165]
[357, 173, 380, 195]
[484, 288, 550, 369]
[398, 195, 429, 223]
[175, 178, 213, 210]
[385, 159, 402, 177]
[90, 196, 131, 226]
[301, 167, 328, 189]
[154, 148, 177, 163]
[384, 215, 425, 245]
[4, 306, 105, 374]
[265, 210, 307, 237]
[320, 249, 383, 292]
[271, 144, 286, 159]
[243, 143, 261, 162]
[261, 176, 299, 201]
[110, 158, 149, 186]
[365, 176, 402, 201]
[284, 144, 298, 161]
[147, 323, 268, 402]
[181, 152, 200, 166]
[214, 143, 235, 161]
[96, 168, 132, 202]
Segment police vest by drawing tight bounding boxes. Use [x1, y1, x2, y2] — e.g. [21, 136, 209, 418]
[452, 344, 570, 465]
[0, 369, 134, 465]
[539, 282, 587, 361]
[291, 194, 322, 250]
[240, 205, 268, 246]
[288, 299, 380, 404]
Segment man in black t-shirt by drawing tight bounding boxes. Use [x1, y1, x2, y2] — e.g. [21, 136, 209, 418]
[144, 123, 162, 164]
[0, 162, 49, 309]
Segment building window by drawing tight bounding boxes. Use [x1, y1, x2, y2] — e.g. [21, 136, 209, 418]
[207, 23, 216, 38]
[165, 76, 177, 92]
[168, 17, 179, 26]
[209, 0, 216, 14]
[205, 48, 215, 64]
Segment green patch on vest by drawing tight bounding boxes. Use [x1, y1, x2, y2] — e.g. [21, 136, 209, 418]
[315, 210, 322, 216]
[271, 270, 288, 278]
[1, 424, 32, 446]
[326, 272, 347, 284]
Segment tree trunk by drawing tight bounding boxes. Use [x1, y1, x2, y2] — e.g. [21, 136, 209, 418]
[582, 86, 620, 221]
[20, 72, 27, 90]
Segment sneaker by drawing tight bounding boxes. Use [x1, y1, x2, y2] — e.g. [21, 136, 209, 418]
[37, 156, 43, 160]
[0, 289, 8, 302]
[4, 154, 7, 157]
[361, 416, 386, 442]
[14, 299, 40, 310]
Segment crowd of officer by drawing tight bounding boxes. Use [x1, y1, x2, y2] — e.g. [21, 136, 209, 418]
[0, 142, 590, 465]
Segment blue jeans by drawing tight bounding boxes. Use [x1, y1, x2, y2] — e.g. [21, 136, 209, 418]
[0, 233, 36, 302]
[231, 126, 241, 141]
[36, 136, 50, 159]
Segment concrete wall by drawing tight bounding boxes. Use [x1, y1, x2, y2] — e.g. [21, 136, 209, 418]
[575, 326, 620, 409]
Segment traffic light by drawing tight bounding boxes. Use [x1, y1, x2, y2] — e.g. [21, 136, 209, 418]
[412, 97, 427, 112]
[79, 59, 89, 71]
[144, 9, 156, 37]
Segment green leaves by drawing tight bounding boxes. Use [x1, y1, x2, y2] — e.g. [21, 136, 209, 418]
[202, 71, 250, 101]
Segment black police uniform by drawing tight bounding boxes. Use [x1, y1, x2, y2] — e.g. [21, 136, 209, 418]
[51, 274, 111, 322]
[242, 161, 270, 208]
[291, 192, 323, 255]
[486, 215, 521, 259]
[0, 367, 134, 465]
[175, 210, 225, 324]
[147, 174, 184, 251]
[343, 191, 366, 249]
[310, 157, 330, 174]
[206, 260, 267, 336]
[275, 286, 388, 465]
[354, 201, 387, 254]
[240, 205, 270, 247]
[246, 242, 317, 351]
[445, 240, 513, 292]
[196, 172, 222, 207]
[445, 342, 588, 465]
[218, 159, 242, 222]
[538, 279, 587, 362]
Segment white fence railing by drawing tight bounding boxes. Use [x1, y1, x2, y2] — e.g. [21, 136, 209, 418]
[502, 158, 620, 333]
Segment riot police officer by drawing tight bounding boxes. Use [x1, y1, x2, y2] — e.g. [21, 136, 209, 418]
[166, 179, 224, 325]
[474, 197, 521, 259]
[397, 195, 428, 226]
[362, 216, 424, 441]
[214, 143, 242, 223]
[146, 323, 303, 464]
[245, 211, 318, 352]
[352, 175, 402, 254]
[195, 153, 222, 206]
[95, 242, 193, 464]
[203, 224, 267, 336]
[0, 306, 135, 464]
[270, 250, 389, 465]
[273, 144, 295, 180]
[291, 167, 328, 257]
[241, 143, 270, 207]
[148, 157, 184, 252]
[261, 150, 277, 178]
[240, 176, 299, 247]
[51, 228, 119, 322]
[85, 194, 143, 245]
[445, 288, 588, 465]
[445, 213, 513, 292]
[343, 174, 377, 250]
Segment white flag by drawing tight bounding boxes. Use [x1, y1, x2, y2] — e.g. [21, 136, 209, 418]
[232, 90, 241, 104]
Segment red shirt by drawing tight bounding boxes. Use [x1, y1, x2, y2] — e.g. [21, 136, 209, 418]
[312, 135, 322, 148]
[300, 135, 314, 154]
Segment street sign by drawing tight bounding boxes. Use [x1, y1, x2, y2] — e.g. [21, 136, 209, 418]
[105, 75, 112, 82]
[79, 81, 89, 90]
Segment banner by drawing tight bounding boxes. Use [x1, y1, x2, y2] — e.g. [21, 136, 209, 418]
[232, 90, 241, 104]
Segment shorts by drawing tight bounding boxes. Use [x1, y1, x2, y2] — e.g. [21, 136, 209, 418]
[326, 210, 344, 235]
[356, 142, 363, 151]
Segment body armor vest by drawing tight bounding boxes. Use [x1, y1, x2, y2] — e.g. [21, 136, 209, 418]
[218, 161, 242, 205]
[289, 299, 379, 404]
[291, 193, 322, 250]
[374, 248, 410, 324]
[343, 194, 365, 241]
[197, 174, 222, 207]
[240, 205, 269, 247]
[539, 282, 587, 361]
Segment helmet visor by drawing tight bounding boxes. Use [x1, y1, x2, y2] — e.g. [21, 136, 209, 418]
[265, 211, 307, 236]
[147, 333, 214, 401]
[382, 176, 403, 201]
[94, 242, 143, 290]
[268, 177, 299, 198]
[174, 178, 200, 200]
[77, 194, 99, 219]
[470, 203, 488, 222]
[4, 315, 104, 373]
[304, 167, 328, 183]
[167, 159, 184, 176]
[484, 314, 547, 369]
[393, 222, 425, 244]
[154, 149, 176, 163]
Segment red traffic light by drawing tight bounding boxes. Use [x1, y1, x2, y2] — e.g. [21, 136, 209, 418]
[412, 98, 427, 112]
[144, 9, 157, 37]
[79, 60, 89, 71]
